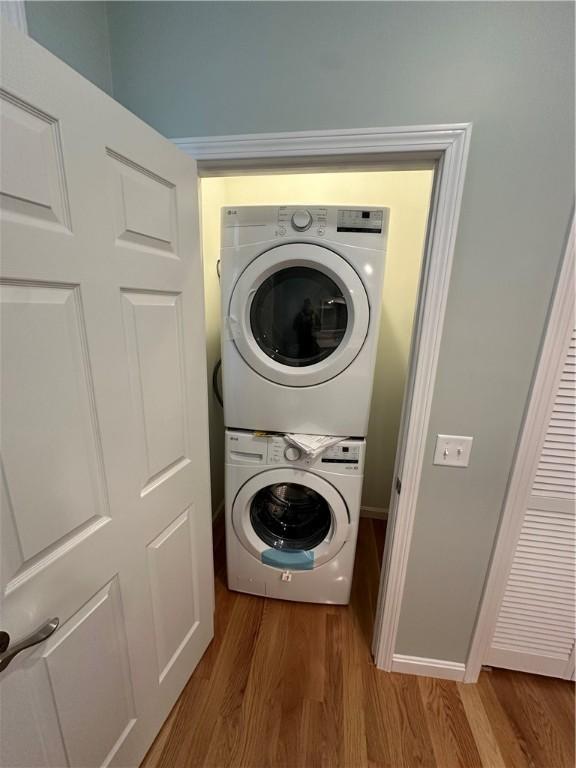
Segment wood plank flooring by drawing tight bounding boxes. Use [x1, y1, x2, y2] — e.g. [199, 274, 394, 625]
[142, 517, 575, 768]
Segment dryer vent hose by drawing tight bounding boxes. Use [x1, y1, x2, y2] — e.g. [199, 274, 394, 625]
[212, 359, 223, 407]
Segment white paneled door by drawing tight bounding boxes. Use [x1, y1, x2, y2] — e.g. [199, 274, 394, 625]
[0, 22, 214, 768]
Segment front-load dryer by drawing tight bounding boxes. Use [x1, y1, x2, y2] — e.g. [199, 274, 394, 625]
[220, 205, 389, 437]
[225, 429, 365, 604]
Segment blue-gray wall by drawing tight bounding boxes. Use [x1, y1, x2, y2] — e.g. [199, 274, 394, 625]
[25, 1, 113, 94]
[106, 1, 574, 663]
[24, 1, 576, 663]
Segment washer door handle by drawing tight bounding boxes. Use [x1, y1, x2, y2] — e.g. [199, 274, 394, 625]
[0, 618, 59, 673]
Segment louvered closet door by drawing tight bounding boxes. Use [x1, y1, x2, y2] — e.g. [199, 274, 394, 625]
[486, 326, 575, 678]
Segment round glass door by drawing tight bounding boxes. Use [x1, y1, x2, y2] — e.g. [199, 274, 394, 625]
[250, 482, 332, 550]
[229, 244, 370, 387]
[250, 267, 348, 367]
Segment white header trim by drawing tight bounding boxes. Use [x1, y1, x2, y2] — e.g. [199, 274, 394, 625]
[174, 124, 470, 161]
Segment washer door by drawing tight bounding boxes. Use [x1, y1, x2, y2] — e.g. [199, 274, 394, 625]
[232, 469, 349, 570]
[228, 243, 370, 387]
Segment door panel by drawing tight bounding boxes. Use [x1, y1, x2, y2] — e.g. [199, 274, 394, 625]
[1, 22, 213, 767]
[147, 508, 199, 682]
[121, 290, 190, 492]
[1, 283, 108, 564]
[0, 92, 71, 231]
[1, 663, 68, 768]
[41, 578, 136, 768]
[107, 149, 178, 258]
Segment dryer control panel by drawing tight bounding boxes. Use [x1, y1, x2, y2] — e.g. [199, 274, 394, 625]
[337, 208, 384, 234]
[221, 205, 389, 249]
[277, 207, 328, 237]
[225, 430, 365, 473]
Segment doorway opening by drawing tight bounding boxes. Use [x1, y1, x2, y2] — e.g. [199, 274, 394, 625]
[199, 165, 435, 654]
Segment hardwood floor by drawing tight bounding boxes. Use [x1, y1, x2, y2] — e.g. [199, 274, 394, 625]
[142, 517, 575, 768]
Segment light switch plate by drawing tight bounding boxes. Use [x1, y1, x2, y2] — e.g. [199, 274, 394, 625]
[433, 434, 473, 467]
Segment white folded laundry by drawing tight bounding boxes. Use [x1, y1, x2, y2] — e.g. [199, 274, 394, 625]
[285, 433, 347, 458]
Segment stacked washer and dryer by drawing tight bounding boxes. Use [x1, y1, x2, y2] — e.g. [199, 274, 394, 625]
[220, 205, 389, 604]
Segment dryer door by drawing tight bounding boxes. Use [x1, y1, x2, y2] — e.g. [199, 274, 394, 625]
[228, 243, 370, 386]
[232, 469, 349, 570]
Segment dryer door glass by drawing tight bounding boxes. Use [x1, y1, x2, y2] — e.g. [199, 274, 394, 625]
[250, 482, 332, 550]
[250, 267, 348, 367]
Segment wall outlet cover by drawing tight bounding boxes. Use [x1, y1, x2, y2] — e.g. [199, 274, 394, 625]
[433, 435, 473, 467]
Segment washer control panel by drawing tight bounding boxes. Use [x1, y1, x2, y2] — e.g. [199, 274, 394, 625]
[320, 443, 361, 464]
[284, 445, 302, 462]
[226, 431, 365, 472]
[268, 436, 291, 464]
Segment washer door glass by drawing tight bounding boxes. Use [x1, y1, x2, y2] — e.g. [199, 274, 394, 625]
[250, 267, 348, 367]
[250, 482, 331, 550]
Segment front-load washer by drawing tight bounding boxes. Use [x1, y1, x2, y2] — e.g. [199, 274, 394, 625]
[220, 205, 389, 437]
[225, 429, 365, 604]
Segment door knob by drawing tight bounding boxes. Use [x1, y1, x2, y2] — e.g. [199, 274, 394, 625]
[0, 618, 59, 672]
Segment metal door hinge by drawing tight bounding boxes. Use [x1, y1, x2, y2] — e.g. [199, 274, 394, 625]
[395, 477, 402, 494]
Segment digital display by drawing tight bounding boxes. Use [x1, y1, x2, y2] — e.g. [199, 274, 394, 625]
[337, 209, 383, 234]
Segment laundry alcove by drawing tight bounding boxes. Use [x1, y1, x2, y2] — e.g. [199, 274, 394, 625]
[199, 169, 434, 532]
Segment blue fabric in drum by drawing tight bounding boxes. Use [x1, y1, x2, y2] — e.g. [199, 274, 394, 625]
[261, 549, 315, 570]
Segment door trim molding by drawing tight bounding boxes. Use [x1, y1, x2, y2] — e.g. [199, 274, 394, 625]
[174, 124, 472, 675]
[0, 1, 28, 34]
[464, 213, 575, 683]
[173, 124, 469, 164]
[392, 654, 466, 682]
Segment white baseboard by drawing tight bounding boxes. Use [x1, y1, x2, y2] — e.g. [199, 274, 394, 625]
[360, 505, 389, 520]
[391, 654, 466, 682]
[212, 499, 224, 521]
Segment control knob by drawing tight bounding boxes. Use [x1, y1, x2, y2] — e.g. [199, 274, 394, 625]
[284, 446, 302, 462]
[291, 209, 313, 232]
